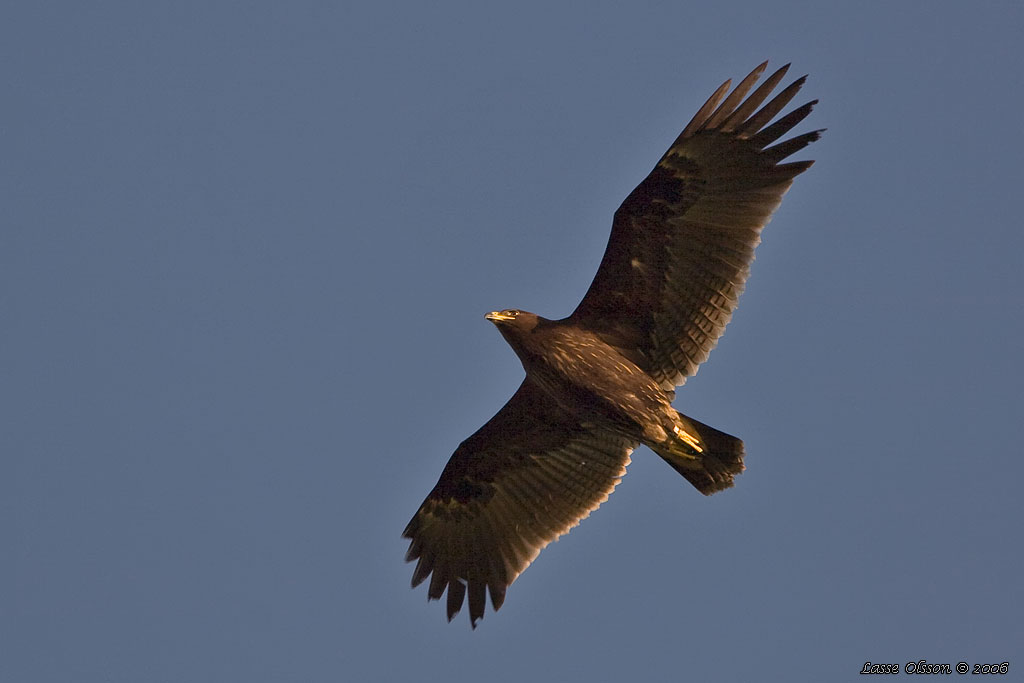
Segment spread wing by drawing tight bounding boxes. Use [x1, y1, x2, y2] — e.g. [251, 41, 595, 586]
[569, 62, 822, 389]
[402, 378, 635, 627]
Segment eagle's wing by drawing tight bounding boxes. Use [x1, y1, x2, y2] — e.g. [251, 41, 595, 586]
[403, 378, 635, 627]
[569, 62, 821, 389]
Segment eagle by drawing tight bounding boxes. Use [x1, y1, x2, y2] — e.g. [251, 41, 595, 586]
[403, 62, 821, 627]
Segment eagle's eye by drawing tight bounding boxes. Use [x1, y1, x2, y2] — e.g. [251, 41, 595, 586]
[504, 309, 519, 317]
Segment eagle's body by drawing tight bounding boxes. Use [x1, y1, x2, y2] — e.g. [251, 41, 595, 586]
[404, 62, 822, 627]
[497, 311, 677, 440]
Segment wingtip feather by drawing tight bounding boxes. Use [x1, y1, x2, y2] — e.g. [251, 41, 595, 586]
[738, 75, 807, 136]
[446, 580, 466, 621]
[679, 78, 732, 139]
[720, 63, 792, 132]
[705, 62, 769, 129]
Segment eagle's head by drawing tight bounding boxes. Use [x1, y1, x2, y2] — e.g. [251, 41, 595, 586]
[485, 309, 541, 336]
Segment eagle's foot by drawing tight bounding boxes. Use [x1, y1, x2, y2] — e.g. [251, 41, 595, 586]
[673, 425, 704, 454]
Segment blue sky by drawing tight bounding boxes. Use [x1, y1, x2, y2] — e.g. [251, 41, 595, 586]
[4, 2, 1022, 682]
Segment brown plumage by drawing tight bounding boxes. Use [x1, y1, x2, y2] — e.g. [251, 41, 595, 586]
[403, 62, 822, 627]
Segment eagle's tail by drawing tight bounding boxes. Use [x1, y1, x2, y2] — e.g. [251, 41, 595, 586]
[650, 412, 745, 495]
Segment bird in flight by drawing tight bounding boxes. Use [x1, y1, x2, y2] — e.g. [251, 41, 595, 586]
[403, 61, 821, 627]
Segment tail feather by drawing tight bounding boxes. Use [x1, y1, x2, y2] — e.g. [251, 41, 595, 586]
[650, 413, 745, 495]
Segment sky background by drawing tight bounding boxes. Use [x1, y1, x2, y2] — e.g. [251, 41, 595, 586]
[4, 2, 1023, 682]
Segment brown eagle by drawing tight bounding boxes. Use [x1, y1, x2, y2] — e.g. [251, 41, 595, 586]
[403, 62, 821, 627]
